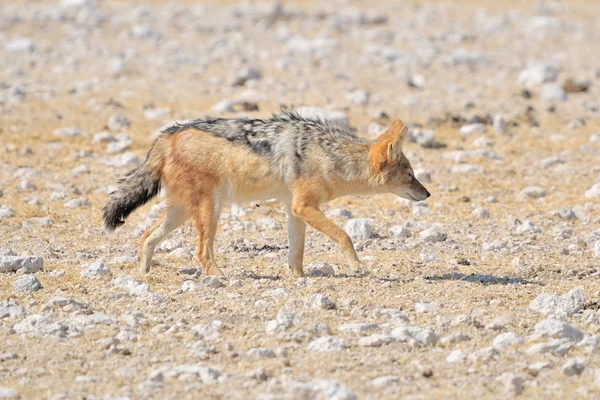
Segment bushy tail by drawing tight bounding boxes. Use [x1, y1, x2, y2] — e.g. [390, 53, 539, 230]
[103, 138, 166, 232]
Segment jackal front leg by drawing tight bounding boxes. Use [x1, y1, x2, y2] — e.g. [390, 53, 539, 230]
[291, 202, 364, 275]
[287, 207, 306, 277]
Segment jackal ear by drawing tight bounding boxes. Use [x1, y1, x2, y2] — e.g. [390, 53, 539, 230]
[382, 119, 407, 161]
[370, 119, 407, 170]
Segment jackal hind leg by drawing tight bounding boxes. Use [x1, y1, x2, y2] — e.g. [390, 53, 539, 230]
[193, 193, 224, 276]
[140, 202, 189, 274]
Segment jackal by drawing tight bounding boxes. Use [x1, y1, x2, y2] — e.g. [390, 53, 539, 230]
[103, 107, 430, 277]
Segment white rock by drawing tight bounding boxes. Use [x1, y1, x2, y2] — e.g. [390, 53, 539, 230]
[91, 132, 116, 144]
[517, 63, 559, 87]
[105, 153, 141, 168]
[107, 115, 131, 131]
[563, 358, 588, 376]
[585, 183, 600, 199]
[590, 133, 600, 144]
[107, 136, 134, 154]
[181, 280, 198, 292]
[211, 100, 234, 114]
[266, 308, 298, 335]
[0, 205, 15, 219]
[344, 219, 373, 240]
[420, 228, 447, 243]
[451, 164, 484, 174]
[0, 387, 20, 399]
[288, 379, 356, 400]
[63, 198, 91, 208]
[389, 225, 412, 239]
[296, 106, 350, 128]
[532, 319, 583, 342]
[515, 220, 541, 234]
[391, 326, 438, 346]
[0, 256, 43, 273]
[542, 83, 567, 102]
[347, 89, 369, 105]
[482, 242, 507, 251]
[493, 332, 524, 348]
[415, 302, 437, 313]
[594, 240, 600, 258]
[414, 169, 432, 183]
[192, 321, 225, 341]
[307, 336, 348, 352]
[5, 38, 35, 53]
[358, 334, 394, 347]
[409, 129, 436, 147]
[472, 207, 490, 218]
[516, 186, 546, 201]
[326, 208, 352, 218]
[53, 126, 85, 138]
[339, 323, 379, 335]
[460, 123, 486, 137]
[81, 259, 112, 280]
[202, 276, 225, 289]
[306, 294, 336, 310]
[306, 262, 336, 277]
[493, 114, 508, 134]
[526, 362, 551, 377]
[497, 373, 525, 396]
[446, 349, 467, 363]
[231, 66, 262, 86]
[14, 275, 42, 292]
[370, 376, 399, 387]
[529, 287, 586, 317]
[144, 107, 170, 120]
[247, 347, 277, 359]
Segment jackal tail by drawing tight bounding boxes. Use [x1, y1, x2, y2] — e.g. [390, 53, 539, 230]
[103, 136, 168, 232]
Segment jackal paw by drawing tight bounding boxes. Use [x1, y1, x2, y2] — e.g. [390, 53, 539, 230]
[349, 261, 367, 275]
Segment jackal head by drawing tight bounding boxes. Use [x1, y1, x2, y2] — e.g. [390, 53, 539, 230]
[369, 119, 431, 201]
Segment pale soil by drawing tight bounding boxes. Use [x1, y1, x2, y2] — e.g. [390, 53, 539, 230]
[1, 0, 600, 399]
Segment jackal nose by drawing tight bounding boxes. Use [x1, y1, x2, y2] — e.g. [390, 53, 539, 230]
[424, 189, 431, 199]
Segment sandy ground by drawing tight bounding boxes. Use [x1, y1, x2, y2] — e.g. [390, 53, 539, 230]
[1, 0, 600, 399]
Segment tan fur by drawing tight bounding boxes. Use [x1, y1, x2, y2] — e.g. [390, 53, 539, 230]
[130, 117, 430, 277]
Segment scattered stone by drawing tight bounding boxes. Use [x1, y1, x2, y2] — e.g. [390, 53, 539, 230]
[14, 275, 42, 292]
[526, 362, 552, 377]
[517, 63, 558, 87]
[529, 287, 586, 318]
[460, 123, 486, 137]
[391, 326, 438, 346]
[389, 225, 412, 239]
[563, 358, 588, 376]
[532, 319, 583, 342]
[493, 332, 524, 348]
[306, 261, 335, 277]
[420, 228, 447, 243]
[344, 219, 373, 239]
[497, 373, 525, 396]
[306, 294, 336, 310]
[63, 198, 91, 208]
[516, 186, 546, 201]
[202, 276, 225, 289]
[0, 256, 43, 273]
[307, 336, 348, 352]
[53, 126, 85, 138]
[446, 349, 467, 363]
[105, 153, 141, 168]
[81, 259, 112, 280]
[0, 205, 15, 219]
[358, 334, 395, 347]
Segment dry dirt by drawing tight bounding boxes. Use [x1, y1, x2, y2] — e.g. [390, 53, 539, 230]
[1, 0, 600, 399]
